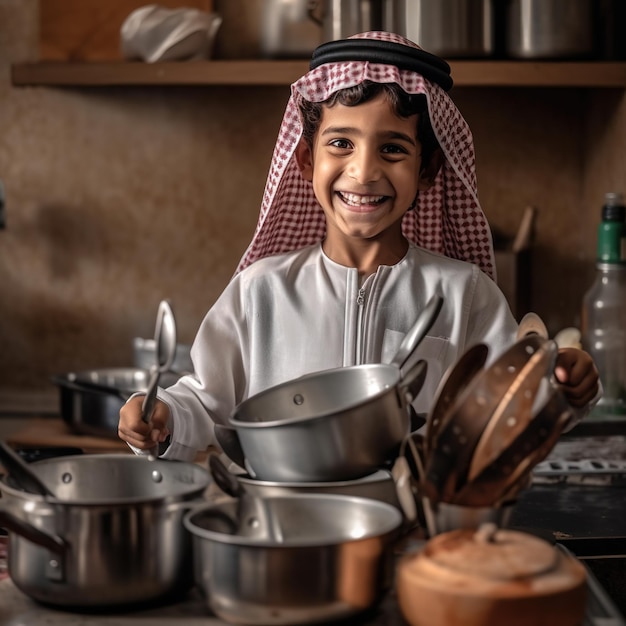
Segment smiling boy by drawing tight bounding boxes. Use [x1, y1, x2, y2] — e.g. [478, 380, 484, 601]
[296, 89, 442, 276]
[119, 32, 599, 461]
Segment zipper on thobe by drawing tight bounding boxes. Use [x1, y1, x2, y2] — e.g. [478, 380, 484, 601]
[343, 271, 362, 366]
[344, 271, 380, 366]
[353, 286, 367, 365]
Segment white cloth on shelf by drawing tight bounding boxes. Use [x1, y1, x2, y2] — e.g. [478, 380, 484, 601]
[120, 5, 222, 63]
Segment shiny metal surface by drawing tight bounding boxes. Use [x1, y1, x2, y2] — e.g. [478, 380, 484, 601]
[229, 296, 441, 482]
[53, 367, 180, 438]
[141, 300, 177, 425]
[0, 454, 210, 608]
[236, 469, 401, 510]
[384, 0, 495, 58]
[133, 337, 193, 374]
[422, 499, 514, 536]
[231, 364, 411, 481]
[184, 494, 402, 625]
[208, 454, 284, 541]
[213, 0, 322, 59]
[322, 0, 382, 43]
[506, 0, 594, 59]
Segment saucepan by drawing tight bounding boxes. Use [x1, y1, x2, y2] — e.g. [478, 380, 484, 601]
[52, 367, 181, 439]
[184, 494, 402, 625]
[0, 453, 210, 608]
[228, 295, 444, 482]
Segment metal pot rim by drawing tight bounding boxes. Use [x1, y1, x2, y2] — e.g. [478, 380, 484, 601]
[184, 493, 403, 547]
[229, 363, 401, 429]
[235, 468, 393, 489]
[0, 454, 210, 506]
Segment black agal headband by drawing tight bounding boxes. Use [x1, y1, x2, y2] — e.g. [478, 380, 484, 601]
[310, 39, 454, 92]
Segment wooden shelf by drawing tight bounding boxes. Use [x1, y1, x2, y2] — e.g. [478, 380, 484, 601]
[11, 60, 626, 88]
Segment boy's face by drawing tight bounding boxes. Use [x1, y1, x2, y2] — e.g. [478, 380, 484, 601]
[296, 93, 433, 249]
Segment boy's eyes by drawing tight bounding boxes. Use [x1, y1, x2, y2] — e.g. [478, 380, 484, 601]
[327, 139, 410, 156]
[328, 138, 352, 149]
[381, 144, 408, 155]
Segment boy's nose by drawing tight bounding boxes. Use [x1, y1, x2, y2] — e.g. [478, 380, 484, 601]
[347, 149, 381, 184]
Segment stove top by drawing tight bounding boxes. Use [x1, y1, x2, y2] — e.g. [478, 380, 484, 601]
[509, 432, 626, 619]
[533, 459, 626, 486]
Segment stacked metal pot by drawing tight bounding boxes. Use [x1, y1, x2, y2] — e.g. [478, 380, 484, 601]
[181, 295, 444, 623]
[0, 454, 211, 609]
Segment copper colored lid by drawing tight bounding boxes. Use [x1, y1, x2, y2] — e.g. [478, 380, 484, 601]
[422, 523, 558, 581]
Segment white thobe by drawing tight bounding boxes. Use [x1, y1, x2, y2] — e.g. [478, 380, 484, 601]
[156, 244, 519, 461]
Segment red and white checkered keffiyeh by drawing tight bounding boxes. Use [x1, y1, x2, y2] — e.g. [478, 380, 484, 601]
[236, 31, 496, 279]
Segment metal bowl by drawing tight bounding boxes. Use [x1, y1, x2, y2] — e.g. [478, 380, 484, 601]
[184, 494, 402, 625]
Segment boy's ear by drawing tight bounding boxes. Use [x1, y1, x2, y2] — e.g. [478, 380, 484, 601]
[295, 139, 314, 181]
[417, 147, 445, 190]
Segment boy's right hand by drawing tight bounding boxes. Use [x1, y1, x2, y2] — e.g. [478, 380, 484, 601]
[118, 395, 171, 451]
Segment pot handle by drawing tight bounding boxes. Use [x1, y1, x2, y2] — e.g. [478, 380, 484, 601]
[398, 359, 428, 406]
[52, 376, 130, 402]
[391, 294, 443, 373]
[214, 424, 247, 470]
[0, 508, 65, 555]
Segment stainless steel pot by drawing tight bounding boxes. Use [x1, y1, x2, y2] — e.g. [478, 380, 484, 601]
[229, 296, 442, 482]
[235, 469, 400, 509]
[213, 0, 323, 59]
[230, 361, 427, 481]
[506, 0, 594, 59]
[322, 0, 383, 43]
[52, 367, 180, 439]
[383, 0, 495, 58]
[184, 494, 402, 624]
[0, 454, 210, 608]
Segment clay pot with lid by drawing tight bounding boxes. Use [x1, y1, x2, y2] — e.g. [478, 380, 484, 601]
[396, 523, 587, 626]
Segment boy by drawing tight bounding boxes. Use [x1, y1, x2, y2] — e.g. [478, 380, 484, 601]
[119, 31, 599, 461]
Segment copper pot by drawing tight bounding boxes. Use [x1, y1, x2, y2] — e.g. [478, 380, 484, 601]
[397, 524, 587, 626]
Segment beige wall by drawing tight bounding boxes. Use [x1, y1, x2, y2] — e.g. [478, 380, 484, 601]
[1, 1, 625, 408]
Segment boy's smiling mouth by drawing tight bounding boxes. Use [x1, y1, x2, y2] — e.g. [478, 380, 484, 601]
[337, 191, 388, 209]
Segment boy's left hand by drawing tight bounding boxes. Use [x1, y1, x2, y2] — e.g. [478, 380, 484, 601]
[554, 348, 600, 408]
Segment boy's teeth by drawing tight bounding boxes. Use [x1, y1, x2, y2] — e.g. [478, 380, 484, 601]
[341, 192, 384, 206]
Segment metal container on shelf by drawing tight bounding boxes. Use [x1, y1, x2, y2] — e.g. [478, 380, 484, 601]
[505, 0, 594, 59]
[213, 0, 322, 59]
[322, 0, 383, 43]
[382, 0, 495, 58]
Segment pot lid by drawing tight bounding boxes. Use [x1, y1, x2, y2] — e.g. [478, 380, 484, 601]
[422, 523, 558, 581]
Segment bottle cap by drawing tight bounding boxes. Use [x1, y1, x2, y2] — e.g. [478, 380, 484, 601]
[602, 192, 626, 222]
[598, 192, 626, 263]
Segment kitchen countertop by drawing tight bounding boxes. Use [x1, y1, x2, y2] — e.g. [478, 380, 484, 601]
[0, 576, 409, 626]
[0, 546, 623, 626]
[3, 417, 130, 454]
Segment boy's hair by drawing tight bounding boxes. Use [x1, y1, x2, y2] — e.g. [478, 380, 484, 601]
[299, 81, 440, 171]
